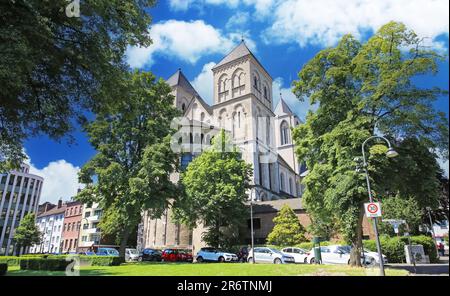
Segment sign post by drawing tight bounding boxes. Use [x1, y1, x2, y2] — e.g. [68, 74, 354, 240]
[364, 202, 382, 218]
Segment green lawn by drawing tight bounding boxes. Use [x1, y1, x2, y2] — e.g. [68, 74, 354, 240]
[6, 262, 409, 276]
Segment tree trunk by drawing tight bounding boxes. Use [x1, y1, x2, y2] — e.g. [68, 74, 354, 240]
[349, 205, 365, 267]
[119, 227, 131, 260]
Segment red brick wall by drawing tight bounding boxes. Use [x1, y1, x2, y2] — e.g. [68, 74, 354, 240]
[61, 203, 83, 253]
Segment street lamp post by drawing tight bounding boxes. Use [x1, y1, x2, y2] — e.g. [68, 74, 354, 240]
[249, 187, 259, 264]
[362, 135, 398, 276]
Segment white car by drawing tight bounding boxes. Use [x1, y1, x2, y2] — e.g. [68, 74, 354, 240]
[362, 249, 388, 265]
[248, 247, 295, 264]
[196, 247, 238, 262]
[281, 247, 309, 264]
[125, 248, 140, 261]
[305, 245, 351, 264]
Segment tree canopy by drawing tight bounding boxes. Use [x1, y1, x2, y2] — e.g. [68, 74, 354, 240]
[13, 213, 41, 255]
[267, 204, 307, 246]
[292, 22, 448, 266]
[77, 71, 179, 257]
[0, 0, 155, 170]
[173, 130, 253, 249]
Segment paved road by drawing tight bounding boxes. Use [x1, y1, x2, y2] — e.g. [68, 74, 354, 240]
[386, 259, 449, 275]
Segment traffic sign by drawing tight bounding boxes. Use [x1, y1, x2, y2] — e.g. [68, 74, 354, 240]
[364, 202, 382, 218]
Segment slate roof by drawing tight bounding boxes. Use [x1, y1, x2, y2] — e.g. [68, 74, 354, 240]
[166, 69, 199, 98]
[274, 98, 294, 116]
[38, 204, 67, 218]
[212, 41, 271, 78]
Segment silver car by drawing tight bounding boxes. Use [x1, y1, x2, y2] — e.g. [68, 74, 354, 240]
[248, 247, 295, 264]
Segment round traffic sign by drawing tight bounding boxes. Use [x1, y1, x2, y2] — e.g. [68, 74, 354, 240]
[367, 203, 378, 214]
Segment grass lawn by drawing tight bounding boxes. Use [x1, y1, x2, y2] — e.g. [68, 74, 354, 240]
[6, 262, 409, 276]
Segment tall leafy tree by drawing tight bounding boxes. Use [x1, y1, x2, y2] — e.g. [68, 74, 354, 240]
[267, 204, 307, 246]
[77, 71, 180, 258]
[379, 195, 422, 236]
[0, 0, 155, 170]
[292, 22, 448, 266]
[173, 130, 253, 249]
[13, 213, 42, 255]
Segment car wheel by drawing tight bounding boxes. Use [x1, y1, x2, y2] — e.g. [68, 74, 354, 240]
[274, 258, 282, 264]
[218, 256, 225, 263]
[197, 256, 203, 263]
[138, 257, 143, 262]
[348, 259, 351, 265]
[310, 258, 315, 264]
[247, 257, 253, 263]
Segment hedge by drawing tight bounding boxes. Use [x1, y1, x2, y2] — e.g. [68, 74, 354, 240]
[0, 263, 7, 276]
[363, 235, 438, 263]
[0, 256, 21, 266]
[79, 255, 123, 266]
[20, 257, 74, 271]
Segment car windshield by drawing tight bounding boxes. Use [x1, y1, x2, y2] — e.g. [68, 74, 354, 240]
[128, 249, 138, 254]
[268, 248, 283, 254]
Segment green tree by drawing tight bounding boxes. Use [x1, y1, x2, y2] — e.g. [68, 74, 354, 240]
[267, 204, 307, 246]
[173, 130, 253, 249]
[13, 213, 41, 255]
[0, 0, 155, 170]
[77, 71, 179, 258]
[292, 22, 448, 266]
[379, 195, 422, 236]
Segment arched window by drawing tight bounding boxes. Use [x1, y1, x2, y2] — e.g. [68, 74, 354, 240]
[181, 103, 186, 112]
[253, 76, 258, 89]
[280, 121, 290, 145]
[200, 112, 205, 122]
[260, 192, 267, 201]
[289, 178, 294, 196]
[264, 86, 268, 99]
[280, 173, 285, 191]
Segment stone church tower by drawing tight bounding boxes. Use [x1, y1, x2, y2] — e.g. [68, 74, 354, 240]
[138, 41, 305, 252]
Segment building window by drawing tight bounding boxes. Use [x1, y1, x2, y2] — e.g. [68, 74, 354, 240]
[247, 218, 261, 229]
[280, 173, 285, 191]
[289, 178, 294, 195]
[280, 121, 290, 145]
[85, 211, 91, 218]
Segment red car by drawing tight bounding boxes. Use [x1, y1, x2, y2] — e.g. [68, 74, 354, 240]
[161, 249, 193, 262]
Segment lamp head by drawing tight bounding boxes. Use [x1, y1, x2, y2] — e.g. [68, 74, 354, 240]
[386, 147, 399, 158]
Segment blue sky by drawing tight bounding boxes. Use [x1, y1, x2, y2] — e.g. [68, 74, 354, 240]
[25, 0, 449, 203]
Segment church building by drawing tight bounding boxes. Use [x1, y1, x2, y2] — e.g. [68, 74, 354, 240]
[138, 41, 375, 252]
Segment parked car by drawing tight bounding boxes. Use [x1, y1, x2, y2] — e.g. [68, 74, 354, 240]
[125, 248, 140, 261]
[340, 245, 388, 265]
[247, 247, 295, 264]
[162, 249, 193, 262]
[237, 246, 249, 262]
[139, 248, 162, 262]
[79, 251, 96, 256]
[281, 247, 309, 264]
[96, 248, 119, 256]
[305, 245, 351, 264]
[196, 247, 239, 263]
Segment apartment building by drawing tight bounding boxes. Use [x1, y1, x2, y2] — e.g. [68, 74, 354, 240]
[61, 200, 83, 253]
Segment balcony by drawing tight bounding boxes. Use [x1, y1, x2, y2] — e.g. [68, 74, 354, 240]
[83, 227, 100, 234]
[86, 215, 100, 222]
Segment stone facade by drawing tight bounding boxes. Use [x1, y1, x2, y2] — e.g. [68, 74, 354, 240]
[140, 41, 374, 252]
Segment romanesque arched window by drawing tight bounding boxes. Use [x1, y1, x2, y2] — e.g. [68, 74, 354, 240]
[280, 173, 285, 191]
[264, 86, 268, 99]
[280, 121, 290, 145]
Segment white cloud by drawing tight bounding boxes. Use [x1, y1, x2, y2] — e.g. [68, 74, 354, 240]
[272, 77, 317, 121]
[169, 0, 240, 11]
[27, 159, 82, 204]
[226, 12, 250, 30]
[262, 0, 449, 49]
[192, 62, 216, 105]
[126, 20, 256, 68]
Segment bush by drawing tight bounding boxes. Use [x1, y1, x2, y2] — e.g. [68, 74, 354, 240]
[79, 256, 123, 266]
[405, 235, 438, 263]
[295, 241, 331, 250]
[0, 263, 7, 276]
[363, 235, 437, 263]
[0, 256, 21, 266]
[20, 257, 74, 271]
